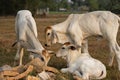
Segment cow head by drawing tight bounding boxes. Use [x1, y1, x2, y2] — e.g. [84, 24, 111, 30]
[45, 26, 58, 47]
[56, 42, 77, 59]
[27, 49, 54, 66]
[56, 42, 75, 58]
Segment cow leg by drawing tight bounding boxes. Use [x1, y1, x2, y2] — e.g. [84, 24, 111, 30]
[108, 40, 120, 71]
[116, 48, 120, 71]
[81, 39, 89, 53]
[108, 41, 115, 67]
[61, 66, 76, 73]
[19, 48, 24, 65]
[101, 21, 120, 70]
[14, 41, 24, 66]
[61, 68, 69, 73]
[14, 42, 22, 66]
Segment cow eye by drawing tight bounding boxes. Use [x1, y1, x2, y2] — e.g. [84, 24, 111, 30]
[47, 33, 50, 35]
[62, 47, 65, 49]
[41, 57, 44, 61]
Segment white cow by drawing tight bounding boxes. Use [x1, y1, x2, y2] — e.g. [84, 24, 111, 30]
[56, 42, 106, 80]
[13, 10, 51, 66]
[45, 11, 120, 70]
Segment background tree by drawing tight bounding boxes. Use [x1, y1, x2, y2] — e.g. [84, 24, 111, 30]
[98, 0, 111, 10]
[109, 0, 120, 13]
[0, 0, 120, 15]
[25, 0, 40, 15]
[98, 0, 120, 13]
[87, 0, 99, 11]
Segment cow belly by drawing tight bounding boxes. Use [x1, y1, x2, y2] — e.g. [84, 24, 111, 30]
[79, 19, 102, 37]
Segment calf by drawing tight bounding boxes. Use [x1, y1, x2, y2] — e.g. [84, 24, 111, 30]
[56, 42, 106, 80]
[13, 10, 52, 66]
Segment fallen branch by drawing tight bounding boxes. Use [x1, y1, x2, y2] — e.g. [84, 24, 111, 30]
[44, 66, 59, 74]
[11, 65, 24, 73]
[0, 58, 60, 80]
[6, 65, 33, 80]
[0, 71, 19, 77]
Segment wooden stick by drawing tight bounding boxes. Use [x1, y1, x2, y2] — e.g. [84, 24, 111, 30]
[11, 65, 25, 73]
[1, 58, 59, 80]
[0, 71, 19, 77]
[44, 66, 59, 74]
[0, 73, 4, 80]
[6, 65, 33, 80]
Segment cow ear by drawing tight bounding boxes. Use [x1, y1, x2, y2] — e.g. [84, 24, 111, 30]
[69, 46, 76, 50]
[45, 26, 52, 32]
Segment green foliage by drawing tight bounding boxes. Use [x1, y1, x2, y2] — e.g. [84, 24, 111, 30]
[0, 0, 17, 15]
[0, 0, 40, 15]
[25, 0, 41, 15]
[59, 0, 68, 8]
[98, 0, 111, 10]
[87, 0, 99, 11]
[83, 0, 120, 13]
[113, 4, 120, 10]
[111, 0, 120, 13]
[0, 0, 120, 15]
[46, 0, 58, 11]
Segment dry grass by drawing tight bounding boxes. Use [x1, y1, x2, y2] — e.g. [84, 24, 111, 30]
[0, 14, 120, 80]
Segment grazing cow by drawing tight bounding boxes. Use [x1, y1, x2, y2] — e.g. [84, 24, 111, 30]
[13, 10, 52, 66]
[56, 42, 106, 80]
[45, 11, 120, 70]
